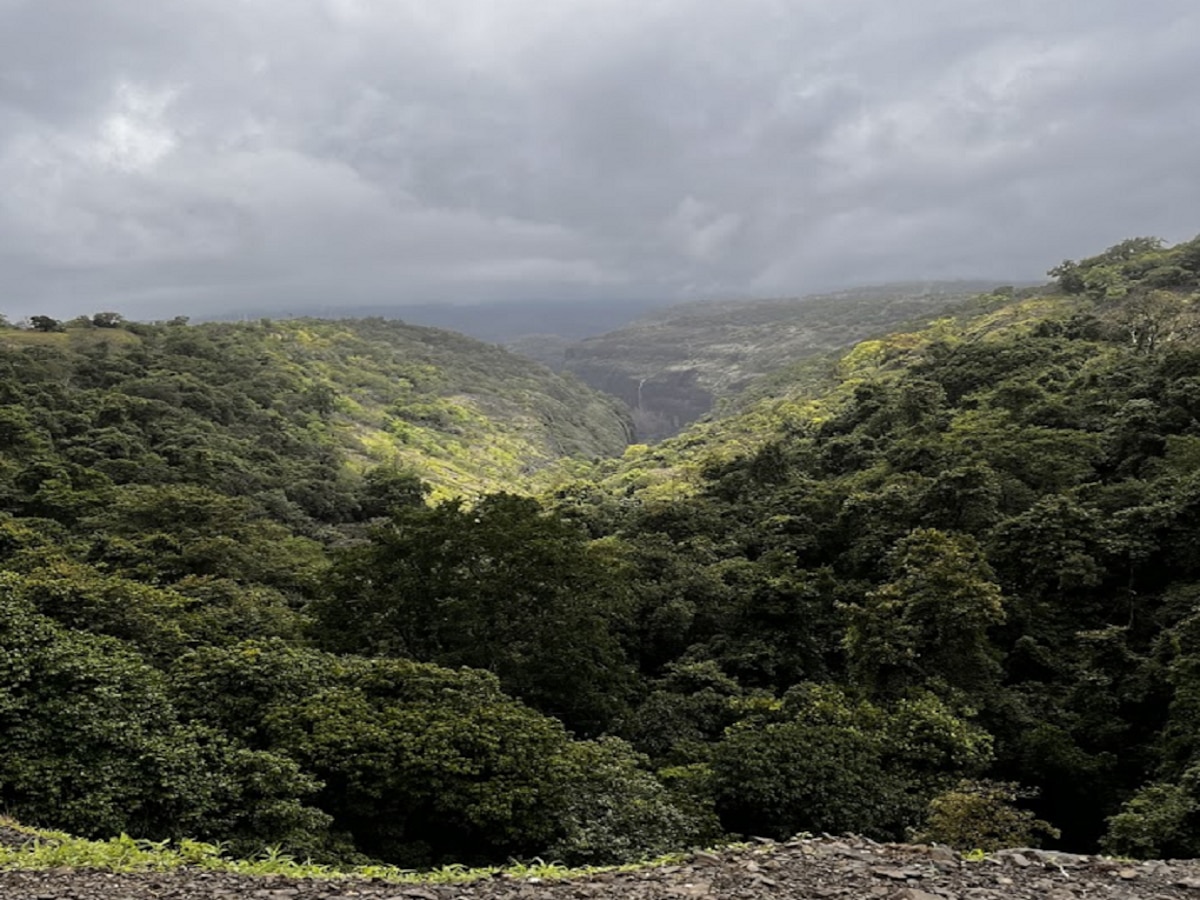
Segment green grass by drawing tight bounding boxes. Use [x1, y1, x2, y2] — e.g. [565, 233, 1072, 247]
[0, 817, 693, 883]
[0, 327, 142, 350]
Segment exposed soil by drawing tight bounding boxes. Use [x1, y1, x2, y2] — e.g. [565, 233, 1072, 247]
[3, 835, 1200, 900]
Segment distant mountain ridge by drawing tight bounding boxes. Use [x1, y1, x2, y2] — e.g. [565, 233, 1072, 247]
[206, 297, 673, 343]
[559, 281, 1013, 440]
[200, 285, 1027, 444]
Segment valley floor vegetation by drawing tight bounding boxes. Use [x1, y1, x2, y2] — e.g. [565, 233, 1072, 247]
[3, 234, 1200, 866]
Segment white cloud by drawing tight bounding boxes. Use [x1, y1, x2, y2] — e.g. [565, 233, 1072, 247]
[92, 82, 179, 172]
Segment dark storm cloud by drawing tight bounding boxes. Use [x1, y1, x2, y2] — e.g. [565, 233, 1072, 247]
[0, 0, 1197, 319]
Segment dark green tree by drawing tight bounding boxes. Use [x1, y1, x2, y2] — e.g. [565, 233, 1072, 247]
[844, 528, 1005, 700]
[28, 316, 64, 333]
[314, 493, 634, 734]
[710, 684, 991, 840]
[0, 582, 326, 853]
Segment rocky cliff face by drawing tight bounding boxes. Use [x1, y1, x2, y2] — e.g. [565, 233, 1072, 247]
[560, 360, 714, 441]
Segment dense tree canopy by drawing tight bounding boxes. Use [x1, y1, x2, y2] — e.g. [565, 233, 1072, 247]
[3, 235, 1200, 865]
[313, 492, 635, 735]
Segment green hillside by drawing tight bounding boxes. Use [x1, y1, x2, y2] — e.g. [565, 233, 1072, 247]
[5, 235, 1200, 870]
[551, 234, 1200, 853]
[0, 313, 666, 869]
[0, 316, 631, 505]
[561, 281, 1005, 440]
[593, 287, 1079, 501]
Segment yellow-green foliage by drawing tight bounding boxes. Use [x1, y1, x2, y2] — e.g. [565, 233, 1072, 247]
[0, 816, 691, 883]
[915, 781, 1060, 851]
[0, 317, 630, 501]
[248, 319, 630, 496]
[592, 287, 1097, 500]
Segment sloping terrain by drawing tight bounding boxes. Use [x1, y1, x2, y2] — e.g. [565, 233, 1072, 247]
[0, 317, 631, 503]
[551, 236, 1200, 856]
[561, 281, 1006, 439]
[596, 234, 1200, 498]
[5, 235, 1200, 871]
[592, 286, 1081, 499]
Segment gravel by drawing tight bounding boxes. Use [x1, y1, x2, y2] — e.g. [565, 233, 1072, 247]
[4, 835, 1200, 900]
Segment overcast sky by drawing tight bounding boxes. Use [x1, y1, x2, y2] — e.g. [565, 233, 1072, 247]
[1, 0, 1197, 321]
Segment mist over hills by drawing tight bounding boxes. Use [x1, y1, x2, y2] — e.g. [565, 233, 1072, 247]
[205, 297, 674, 345]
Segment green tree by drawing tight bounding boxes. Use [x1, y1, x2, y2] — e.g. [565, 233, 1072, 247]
[1120, 290, 1190, 355]
[314, 493, 634, 734]
[710, 684, 990, 840]
[28, 316, 64, 333]
[356, 466, 428, 519]
[546, 737, 702, 864]
[170, 642, 696, 865]
[7, 562, 192, 661]
[844, 528, 1005, 700]
[918, 780, 1059, 851]
[91, 312, 125, 329]
[167, 640, 339, 749]
[623, 660, 749, 763]
[0, 580, 325, 852]
[1104, 768, 1200, 859]
[1049, 260, 1086, 294]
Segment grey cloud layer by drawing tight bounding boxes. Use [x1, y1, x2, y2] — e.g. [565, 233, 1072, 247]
[1, 0, 1197, 318]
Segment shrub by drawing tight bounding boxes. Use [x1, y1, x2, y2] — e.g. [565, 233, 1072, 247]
[915, 780, 1059, 850]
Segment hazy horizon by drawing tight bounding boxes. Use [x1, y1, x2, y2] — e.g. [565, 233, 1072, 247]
[2, 1, 1197, 321]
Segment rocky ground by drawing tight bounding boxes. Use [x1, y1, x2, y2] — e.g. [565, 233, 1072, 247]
[3, 834, 1200, 900]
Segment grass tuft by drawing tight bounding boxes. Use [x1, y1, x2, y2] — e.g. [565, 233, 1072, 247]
[0, 817, 693, 883]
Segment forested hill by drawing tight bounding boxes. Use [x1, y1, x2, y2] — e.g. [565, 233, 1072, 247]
[595, 236, 1200, 501]
[5, 234, 1200, 874]
[0, 316, 631, 504]
[555, 233, 1200, 854]
[559, 281, 1003, 440]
